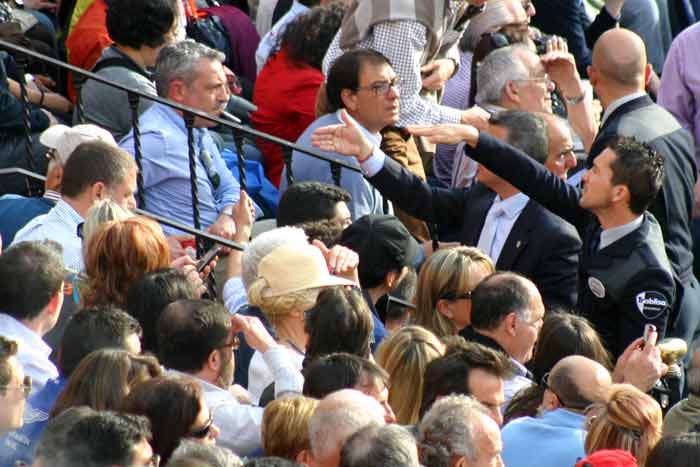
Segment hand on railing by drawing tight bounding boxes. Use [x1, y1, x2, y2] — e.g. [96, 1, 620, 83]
[208, 212, 237, 254]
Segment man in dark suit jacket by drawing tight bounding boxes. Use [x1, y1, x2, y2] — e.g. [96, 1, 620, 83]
[311, 109, 581, 310]
[586, 29, 700, 352]
[407, 114, 675, 359]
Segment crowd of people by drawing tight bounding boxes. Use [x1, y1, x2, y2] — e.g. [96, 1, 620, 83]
[1, 0, 700, 465]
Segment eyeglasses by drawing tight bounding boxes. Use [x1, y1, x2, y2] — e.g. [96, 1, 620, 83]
[555, 147, 576, 161]
[355, 76, 401, 96]
[45, 148, 60, 162]
[440, 290, 472, 301]
[0, 376, 32, 398]
[541, 372, 590, 411]
[514, 73, 554, 87]
[188, 413, 214, 439]
[218, 335, 240, 352]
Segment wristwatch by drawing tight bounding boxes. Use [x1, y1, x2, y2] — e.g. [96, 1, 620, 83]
[221, 206, 234, 217]
[563, 87, 588, 105]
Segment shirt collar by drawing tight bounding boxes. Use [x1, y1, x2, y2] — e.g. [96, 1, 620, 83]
[335, 109, 382, 146]
[0, 313, 52, 358]
[153, 102, 205, 138]
[492, 192, 530, 219]
[55, 199, 85, 224]
[600, 91, 647, 126]
[600, 215, 643, 250]
[43, 190, 61, 202]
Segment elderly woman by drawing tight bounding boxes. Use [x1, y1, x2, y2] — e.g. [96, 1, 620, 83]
[414, 246, 495, 338]
[246, 243, 356, 403]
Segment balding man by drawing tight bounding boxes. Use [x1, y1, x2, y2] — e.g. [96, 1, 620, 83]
[501, 356, 612, 467]
[308, 389, 386, 467]
[587, 28, 699, 354]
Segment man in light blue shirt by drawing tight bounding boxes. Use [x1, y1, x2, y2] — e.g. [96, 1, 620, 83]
[501, 355, 612, 467]
[279, 48, 390, 221]
[121, 40, 257, 239]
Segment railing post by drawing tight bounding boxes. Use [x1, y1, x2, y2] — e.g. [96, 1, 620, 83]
[185, 112, 204, 257]
[15, 56, 38, 196]
[282, 145, 294, 186]
[231, 128, 247, 192]
[73, 75, 85, 124]
[330, 161, 342, 187]
[127, 92, 145, 208]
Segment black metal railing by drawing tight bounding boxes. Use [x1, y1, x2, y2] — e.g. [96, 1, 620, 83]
[0, 39, 361, 255]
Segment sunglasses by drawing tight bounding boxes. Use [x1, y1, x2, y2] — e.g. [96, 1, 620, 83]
[0, 375, 32, 398]
[188, 414, 214, 439]
[440, 290, 472, 301]
[218, 335, 240, 352]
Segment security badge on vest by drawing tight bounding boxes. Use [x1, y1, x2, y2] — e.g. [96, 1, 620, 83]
[579, 215, 675, 358]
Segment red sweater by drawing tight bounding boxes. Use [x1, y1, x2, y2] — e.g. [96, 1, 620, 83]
[252, 48, 323, 187]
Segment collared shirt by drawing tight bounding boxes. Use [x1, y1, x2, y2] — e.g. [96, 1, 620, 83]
[255, 0, 308, 74]
[501, 408, 586, 467]
[0, 314, 58, 394]
[282, 111, 385, 220]
[248, 345, 304, 404]
[600, 91, 647, 127]
[476, 193, 530, 263]
[167, 344, 303, 456]
[120, 103, 248, 236]
[323, 20, 463, 126]
[42, 190, 61, 202]
[599, 215, 644, 250]
[12, 199, 84, 272]
[658, 22, 700, 163]
[222, 276, 247, 314]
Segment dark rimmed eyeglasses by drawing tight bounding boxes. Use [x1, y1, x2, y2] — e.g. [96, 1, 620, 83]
[440, 290, 472, 301]
[218, 335, 240, 352]
[0, 375, 32, 398]
[188, 414, 214, 439]
[355, 76, 402, 96]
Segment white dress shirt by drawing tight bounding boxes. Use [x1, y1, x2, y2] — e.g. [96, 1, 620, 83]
[0, 314, 58, 395]
[476, 193, 530, 263]
[12, 199, 84, 272]
[247, 345, 304, 404]
[168, 344, 302, 456]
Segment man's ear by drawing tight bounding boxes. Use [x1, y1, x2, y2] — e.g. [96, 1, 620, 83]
[502, 80, 519, 103]
[340, 88, 358, 112]
[542, 388, 561, 411]
[296, 449, 313, 465]
[89, 181, 107, 202]
[505, 311, 518, 336]
[611, 184, 629, 206]
[207, 349, 221, 373]
[385, 270, 400, 290]
[46, 288, 63, 316]
[168, 79, 187, 103]
[644, 63, 652, 88]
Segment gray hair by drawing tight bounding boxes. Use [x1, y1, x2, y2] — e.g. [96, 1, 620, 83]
[241, 227, 308, 289]
[462, 0, 524, 51]
[489, 110, 549, 164]
[417, 395, 491, 467]
[340, 424, 419, 467]
[155, 39, 226, 97]
[475, 44, 530, 106]
[169, 440, 243, 467]
[309, 389, 386, 462]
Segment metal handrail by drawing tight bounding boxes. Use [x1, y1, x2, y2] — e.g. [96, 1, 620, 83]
[0, 39, 361, 172]
[0, 167, 246, 251]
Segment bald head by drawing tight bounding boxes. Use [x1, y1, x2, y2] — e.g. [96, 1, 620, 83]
[591, 29, 646, 89]
[549, 355, 612, 410]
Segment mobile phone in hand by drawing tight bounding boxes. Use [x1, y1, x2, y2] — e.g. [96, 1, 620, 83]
[196, 245, 221, 273]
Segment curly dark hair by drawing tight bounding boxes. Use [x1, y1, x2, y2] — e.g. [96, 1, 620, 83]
[107, 0, 176, 49]
[274, 2, 347, 70]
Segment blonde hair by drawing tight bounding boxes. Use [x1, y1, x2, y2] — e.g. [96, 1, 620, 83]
[247, 278, 321, 328]
[375, 326, 445, 424]
[585, 384, 662, 466]
[262, 396, 319, 460]
[414, 247, 494, 338]
[82, 199, 134, 248]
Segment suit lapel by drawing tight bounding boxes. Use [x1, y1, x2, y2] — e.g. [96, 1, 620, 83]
[463, 184, 496, 246]
[496, 200, 536, 269]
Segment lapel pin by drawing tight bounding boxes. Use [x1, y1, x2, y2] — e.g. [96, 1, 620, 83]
[516, 240, 522, 248]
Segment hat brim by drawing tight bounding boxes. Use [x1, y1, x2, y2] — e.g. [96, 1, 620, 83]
[262, 275, 357, 298]
[39, 124, 71, 148]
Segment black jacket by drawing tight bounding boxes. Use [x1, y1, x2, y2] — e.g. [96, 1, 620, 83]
[589, 94, 697, 287]
[367, 156, 581, 310]
[469, 133, 676, 358]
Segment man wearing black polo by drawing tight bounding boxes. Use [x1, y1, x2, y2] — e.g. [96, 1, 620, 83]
[312, 109, 675, 359]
